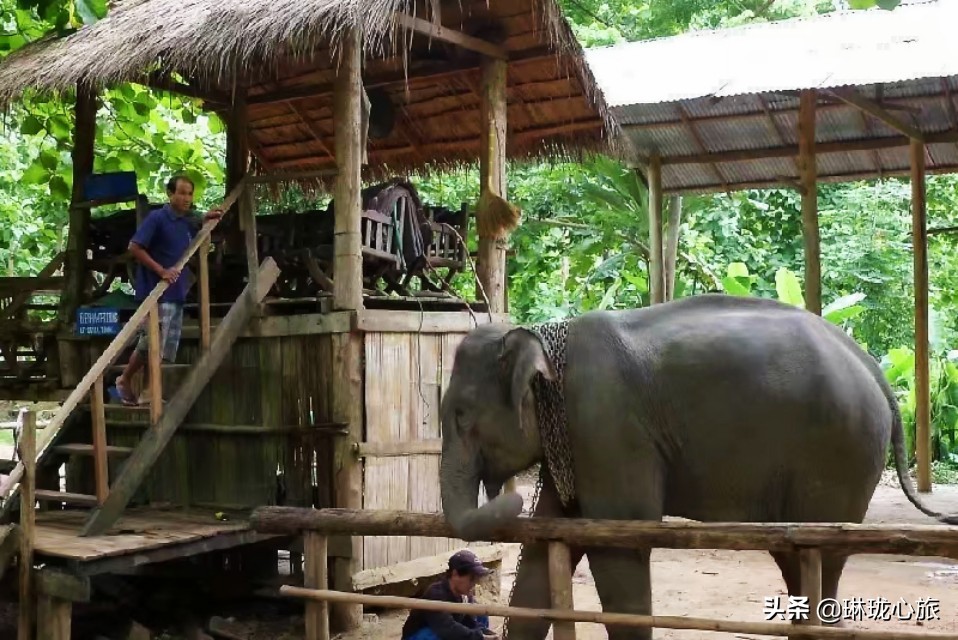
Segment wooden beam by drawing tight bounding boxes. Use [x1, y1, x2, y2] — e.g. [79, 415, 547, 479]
[199, 238, 211, 351]
[36, 596, 71, 640]
[332, 27, 364, 312]
[912, 139, 931, 494]
[79, 259, 281, 537]
[799, 549, 822, 627]
[830, 88, 925, 142]
[658, 130, 958, 167]
[289, 102, 334, 159]
[36, 568, 91, 603]
[147, 306, 163, 424]
[17, 410, 35, 640]
[393, 12, 507, 60]
[251, 507, 958, 558]
[354, 439, 442, 458]
[330, 332, 363, 631]
[305, 533, 330, 640]
[91, 375, 108, 504]
[798, 89, 821, 316]
[548, 542, 575, 640]
[647, 156, 664, 305]
[476, 56, 509, 313]
[676, 103, 728, 192]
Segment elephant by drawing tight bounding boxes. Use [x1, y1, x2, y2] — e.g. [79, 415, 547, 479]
[438, 294, 958, 640]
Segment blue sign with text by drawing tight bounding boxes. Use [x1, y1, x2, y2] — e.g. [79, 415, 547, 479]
[76, 307, 121, 336]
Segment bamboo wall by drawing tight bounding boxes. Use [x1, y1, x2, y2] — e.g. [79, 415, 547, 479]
[362, 331, 471, 572]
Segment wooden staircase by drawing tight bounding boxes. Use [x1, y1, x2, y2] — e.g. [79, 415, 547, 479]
[0, 180, 280, 536]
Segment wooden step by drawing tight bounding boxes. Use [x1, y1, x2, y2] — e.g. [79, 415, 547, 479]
[34, 490, 98, 507]
[107, 363, 192, 372]
[52, 444, 134, 457]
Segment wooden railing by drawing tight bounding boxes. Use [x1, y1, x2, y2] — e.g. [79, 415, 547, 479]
[0, 178, 249, 508]
[249, 507, 958, 640]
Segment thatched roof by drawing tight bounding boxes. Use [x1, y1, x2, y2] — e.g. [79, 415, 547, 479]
[0, 0, 615, 178]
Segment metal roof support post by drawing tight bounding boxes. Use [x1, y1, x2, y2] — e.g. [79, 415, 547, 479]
[798, 90, 821, 316]
[911, 139, 932, 494]
[646, 155, 664, 305]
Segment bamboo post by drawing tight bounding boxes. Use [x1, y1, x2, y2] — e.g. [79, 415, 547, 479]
[278, 588, 956, 640]
[199, 238, 211, 351]
[798, 89, 821, 315]
[476, 55, 508, 313]
[305, 533, 330, 640]
[91, 374, 109, 503]
[17, 409, 35, 640]
[332, 26, 364, 312]
[147, 305, 162, 424]
[912, 139, 931, 493]
[647, 156, 664, 305]
[799, 549, 822, 627]
[548, 542, 576, 640]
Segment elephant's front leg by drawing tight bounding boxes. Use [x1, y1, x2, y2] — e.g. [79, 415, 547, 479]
[504, 474, 584, 640]
[588, 547, 653, 640]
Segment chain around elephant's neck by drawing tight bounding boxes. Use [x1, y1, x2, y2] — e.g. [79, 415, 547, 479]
[526, 319, 576, 508]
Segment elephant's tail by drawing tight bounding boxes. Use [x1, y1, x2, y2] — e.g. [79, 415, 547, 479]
[885, 380, 958, 525]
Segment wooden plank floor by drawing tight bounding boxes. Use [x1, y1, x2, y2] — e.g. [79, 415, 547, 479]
[34, 507, 256, 562]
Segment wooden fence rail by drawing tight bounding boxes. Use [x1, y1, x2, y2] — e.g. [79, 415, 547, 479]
[249, 507, 958, 558]
[249, 507, 958, 640]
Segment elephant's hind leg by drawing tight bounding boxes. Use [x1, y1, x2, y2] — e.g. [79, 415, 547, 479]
[587, 547, 653, 640]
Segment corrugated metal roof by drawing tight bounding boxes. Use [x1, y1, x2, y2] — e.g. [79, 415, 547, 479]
[586, 1, 958, 107]
[584, 1, 958, 193]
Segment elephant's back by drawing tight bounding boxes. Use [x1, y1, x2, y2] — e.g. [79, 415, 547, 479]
[564, 294, 891, 523]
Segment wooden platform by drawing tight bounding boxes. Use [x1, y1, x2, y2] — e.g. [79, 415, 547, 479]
[33, 507, 281, 575]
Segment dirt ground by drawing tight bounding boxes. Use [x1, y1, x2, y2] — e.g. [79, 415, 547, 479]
[228, 470, 958, 640]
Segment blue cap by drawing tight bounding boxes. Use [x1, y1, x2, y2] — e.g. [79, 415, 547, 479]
[449, 550, 490, 576]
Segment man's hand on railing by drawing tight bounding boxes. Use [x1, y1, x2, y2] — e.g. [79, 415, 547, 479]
[159, 267, 182, 284]
[203, 208, 225, 223]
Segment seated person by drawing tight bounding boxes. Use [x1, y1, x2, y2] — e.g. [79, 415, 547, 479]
[401, 550, 499, 640]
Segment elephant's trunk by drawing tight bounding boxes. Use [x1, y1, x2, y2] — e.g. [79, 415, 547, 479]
[440, 426, 524, 541]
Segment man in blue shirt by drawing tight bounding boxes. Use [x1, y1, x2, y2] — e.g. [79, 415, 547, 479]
[401, 550, 498, 640]
[112, 175, 222, 405]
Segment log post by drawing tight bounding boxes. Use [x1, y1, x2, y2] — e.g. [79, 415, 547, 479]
[147, 305, 163, 424]
[647, 156, 664, 305]
[17, 409, 35, 640]
[664, 195, 682, 301]
[332, 27, 364, 312]
[798, 89, 821, 315]
[305, 533, 330, 640]
[912, 139, 931, 493]
[91, 374, 109, 504]
[37, 595, 72, 640]
[799, 548, 822, 627]
[548, 542, 576, 640]
[199, 238, 211, 351]
[58, 84, 98, 387]
[476, 56, 509, 313]
[330, 334, 364, 631]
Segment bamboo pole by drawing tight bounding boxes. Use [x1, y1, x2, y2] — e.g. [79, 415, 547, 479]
[647, 156, 664, 305]
[199, 238, 211, 351]
[278, 588, 958, 640]
[799, 549, 822, 627]
[17, 409, 35, 640]
[799, 89, 821, 315]
[147, 305, 162, 424]
[912, 139, 931, 493]
[249, 508, 958, 558]
[548, 542, 575, 640]
[332, 26, 364, 312]
[476, 55, 508, 313]
[305, 533, 330, 640]
[91, 374, 109, 504]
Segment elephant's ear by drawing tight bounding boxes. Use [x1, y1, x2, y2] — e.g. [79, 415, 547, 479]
[498, 328, 556, 436]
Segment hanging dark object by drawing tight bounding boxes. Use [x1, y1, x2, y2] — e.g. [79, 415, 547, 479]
[366, 88, 395, 139]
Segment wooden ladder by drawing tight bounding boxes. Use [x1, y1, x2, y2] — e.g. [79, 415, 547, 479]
[0, 179, 279, 535]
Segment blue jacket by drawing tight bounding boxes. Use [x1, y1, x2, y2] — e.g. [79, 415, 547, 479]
[400, 579, 488, 640]
[130, 204, 202, 303]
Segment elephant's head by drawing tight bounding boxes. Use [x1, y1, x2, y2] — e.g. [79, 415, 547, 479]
[440, 323, 557, 540]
